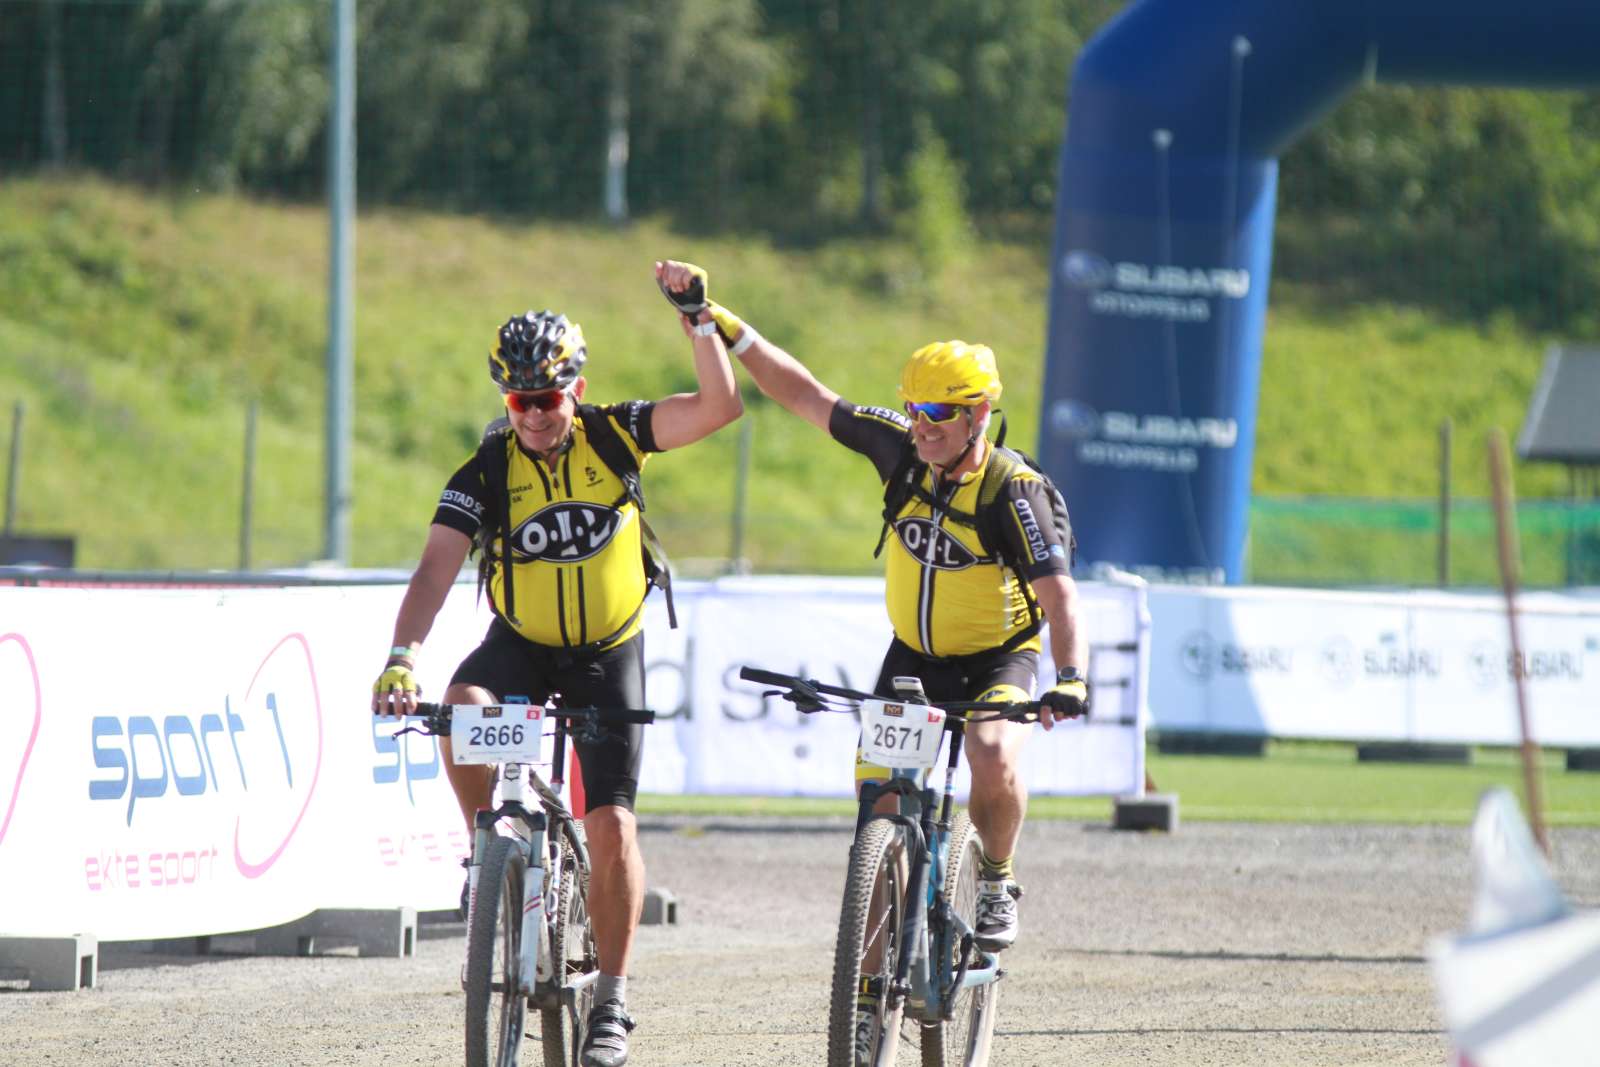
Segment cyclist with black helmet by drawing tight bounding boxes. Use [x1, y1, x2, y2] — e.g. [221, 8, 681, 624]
[372, 260, 740, 1067]
[666, 288, 1088, 977]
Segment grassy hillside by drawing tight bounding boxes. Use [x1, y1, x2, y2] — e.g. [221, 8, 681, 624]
[0, 176, 1571, 575]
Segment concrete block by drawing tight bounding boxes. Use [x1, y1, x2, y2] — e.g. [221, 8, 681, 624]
[0, 935, 98, 990]
[1154, 732, 1265, 757]
[1113, 793, 1179, 833]
[1567, 749, 1600, 773]
[641, 887, 678, 926]
[250, 908, 418, 958]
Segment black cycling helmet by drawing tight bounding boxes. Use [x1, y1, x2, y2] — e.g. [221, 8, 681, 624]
[489, 310, 587, 392]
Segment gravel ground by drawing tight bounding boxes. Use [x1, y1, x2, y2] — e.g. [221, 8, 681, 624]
[3, 817, 1597, 1067]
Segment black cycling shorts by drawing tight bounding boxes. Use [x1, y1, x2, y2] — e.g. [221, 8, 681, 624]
[449, 619, 646, 812]
[872, 636, 1038, 704]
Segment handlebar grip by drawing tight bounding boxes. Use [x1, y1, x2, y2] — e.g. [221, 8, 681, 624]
[739, 666, 800, 688]
[612, 709, 656, 725]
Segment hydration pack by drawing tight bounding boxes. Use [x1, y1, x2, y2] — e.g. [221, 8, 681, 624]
[472, 405, 676, 633]
[874, 419, 1073, 651]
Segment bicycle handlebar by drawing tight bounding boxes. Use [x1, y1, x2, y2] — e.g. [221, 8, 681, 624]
[736, 666, 1041, 722]
[408, 702, 656, 726]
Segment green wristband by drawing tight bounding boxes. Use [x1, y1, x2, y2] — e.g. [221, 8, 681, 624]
[389, 645, 416, 660]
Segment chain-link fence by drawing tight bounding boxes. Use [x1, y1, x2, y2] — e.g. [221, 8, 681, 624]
[1248, 496, 1600, 588]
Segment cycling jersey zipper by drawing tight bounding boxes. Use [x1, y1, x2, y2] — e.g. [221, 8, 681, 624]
[561, 452, 589, 645]
[917, 474, 956, 657]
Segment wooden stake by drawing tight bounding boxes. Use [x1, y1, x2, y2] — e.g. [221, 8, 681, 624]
[1487, 428, 1550, 857]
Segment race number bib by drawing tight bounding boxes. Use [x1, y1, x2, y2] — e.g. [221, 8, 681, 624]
[449, 705, 544, 765]
[859, 699, 946, 769]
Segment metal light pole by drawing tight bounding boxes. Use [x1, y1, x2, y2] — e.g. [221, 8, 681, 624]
[323, 0, 355, 564]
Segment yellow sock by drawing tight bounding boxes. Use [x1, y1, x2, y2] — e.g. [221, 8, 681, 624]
[979, 849, 1014, 880]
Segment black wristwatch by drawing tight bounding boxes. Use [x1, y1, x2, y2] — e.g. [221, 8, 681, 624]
[1055, 666, 1084, 685]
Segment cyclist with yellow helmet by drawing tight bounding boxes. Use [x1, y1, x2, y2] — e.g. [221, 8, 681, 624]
[372, 261, 742, 1067]
[673, 292, 1088, 973]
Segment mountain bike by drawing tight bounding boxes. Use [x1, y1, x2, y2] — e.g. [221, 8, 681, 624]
[737, 667, 1042, 1067]
[398, 699, 655, 1067]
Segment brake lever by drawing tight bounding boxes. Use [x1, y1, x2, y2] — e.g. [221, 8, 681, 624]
[762, 685, 827, 714]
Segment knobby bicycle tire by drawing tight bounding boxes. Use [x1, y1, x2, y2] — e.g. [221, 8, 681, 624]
[829, 817, 910, 1067]
[540, 827, 593, 1067]
[921, 812, 999, 1067]
[466, 835, 527, 1067]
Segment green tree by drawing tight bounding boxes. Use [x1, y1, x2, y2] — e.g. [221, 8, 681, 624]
[1280, 86, 1600, 332]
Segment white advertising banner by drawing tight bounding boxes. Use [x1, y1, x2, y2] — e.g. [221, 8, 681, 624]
[0, 574, 1147, 941]
[1147, 586, 1600, 745]
[672, 576, 1149, 799]
[0, 585, 473, 941]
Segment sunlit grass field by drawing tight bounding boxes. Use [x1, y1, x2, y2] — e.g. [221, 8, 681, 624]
[0, 175, 1573, 577]
[637, 741, 1600, 827]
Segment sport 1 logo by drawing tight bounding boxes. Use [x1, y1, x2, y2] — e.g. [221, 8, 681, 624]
[894, 518, 978, 571]
[0, 632, 43, 853]
[511, 502, 624, 562]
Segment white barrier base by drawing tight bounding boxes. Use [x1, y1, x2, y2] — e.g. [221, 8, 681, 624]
[250, 908, 418, 958]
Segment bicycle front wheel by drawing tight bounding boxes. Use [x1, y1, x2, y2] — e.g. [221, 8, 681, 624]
[540, 828, 594, 1067]
[921, 812, 998, 1067]
[466, 835, 528, 1067]
[829, 817, 910, 1067]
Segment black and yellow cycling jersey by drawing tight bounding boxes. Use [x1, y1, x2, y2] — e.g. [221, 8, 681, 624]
[433, 401, 660, 649]
[829, 399, 1071, 659]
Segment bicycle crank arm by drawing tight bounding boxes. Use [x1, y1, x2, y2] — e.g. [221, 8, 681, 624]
[957, 960, 1004, 992]
[561, 968, 601, 1012]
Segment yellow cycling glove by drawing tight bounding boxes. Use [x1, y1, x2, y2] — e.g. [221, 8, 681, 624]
[707, 302, 747, 347]
[1040, 668, 1089, 718]
[372, 645, 421, 714]
[373, 663, 420, 696]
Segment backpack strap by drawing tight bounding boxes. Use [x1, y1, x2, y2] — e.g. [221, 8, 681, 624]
[473, 417, 521, 626]
[578, 406, 644, 511]
[874, 439, 923, 559]
[974, 447, 1023, 557]
[577, 406, 677, 629]
[975, 446, 1047, 649]
[878, 439, 1006, 563]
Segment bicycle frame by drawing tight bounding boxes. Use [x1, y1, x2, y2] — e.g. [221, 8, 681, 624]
[461, 704, 597, 1017]
[857, 722, 1002, 1027]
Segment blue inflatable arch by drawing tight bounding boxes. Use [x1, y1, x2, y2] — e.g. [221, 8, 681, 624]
[1040, 0, 1600, 583]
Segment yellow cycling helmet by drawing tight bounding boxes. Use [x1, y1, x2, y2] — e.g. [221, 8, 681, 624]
[898, 340, 1002, 406]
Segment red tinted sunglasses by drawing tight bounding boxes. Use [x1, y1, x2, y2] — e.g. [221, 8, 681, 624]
[504, 389, 568, 414]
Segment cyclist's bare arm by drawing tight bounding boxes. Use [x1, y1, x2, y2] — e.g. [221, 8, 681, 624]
[1030, 573, 1087, 729]
[728, 327, 840, 432]
[375, 524, 472, 715]
[650, 260, 744, 451]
